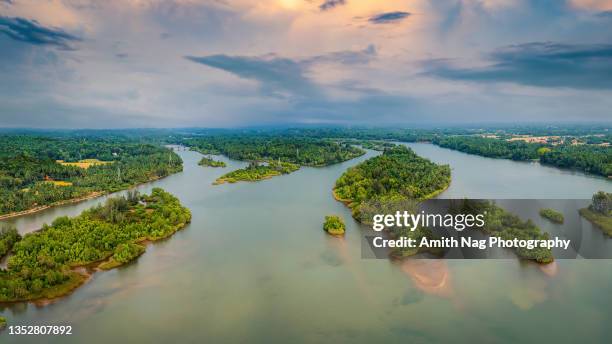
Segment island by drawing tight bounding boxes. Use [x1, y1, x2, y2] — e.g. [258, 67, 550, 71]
[213, 160, 299, 184]
[580, 191, 612, 236]
[332, 145, 553, 263]
[198, 157, 226, 168]
[323, 215, 346, 236]
[0, 188, 191, 302]
[0, 316, 6, 331]
[539, 208, 565, 224]
[333, 146, 451, 257]
[0, 135, 183, 219]
[333, 145, 451, 215]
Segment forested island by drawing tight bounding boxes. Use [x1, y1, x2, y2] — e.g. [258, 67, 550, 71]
[213, 160, 299, 184]
[539, 208, 564, 224]
[334, 145, 451, 214]
[0, 188, 191, 302]
[332, 145, 554, 263]
[198, 157, 226, 168]
[580, 191, 612, 236]
[323, 215, 345, 236]
[0, 135, 183, 217]
[332, 146, 451, 257]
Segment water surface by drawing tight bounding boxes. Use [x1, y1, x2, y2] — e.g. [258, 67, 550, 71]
[1, 144, 611, 343]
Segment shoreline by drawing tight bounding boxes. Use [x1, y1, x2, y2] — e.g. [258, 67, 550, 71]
[0, 219, 190, 306]
[0, 192, 104, 221]
[0, 175, 168, 221]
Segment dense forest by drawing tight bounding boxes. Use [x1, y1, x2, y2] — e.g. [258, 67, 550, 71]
[0, 227, 21, 258]
[0, 135, 183, 216]
[0, 188, 191, 302]
[179, 136, 365, 166]
[334, 145, 451, 211]
[332, 147, 450, 258]
[433, 136, 611, 177]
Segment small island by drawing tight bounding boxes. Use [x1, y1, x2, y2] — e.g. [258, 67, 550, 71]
[185, 136, 365, 184]
[0, 316, 6, 331]
[580, 191, 611, 236]
[198, 157, 226, 168]
[214, 161, 299, 184]
[539, 208, 564, 224]
[323, 215, 346, 236]
[0, 188, 191, 302]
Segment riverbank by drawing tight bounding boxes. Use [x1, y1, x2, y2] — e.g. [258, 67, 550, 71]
[580, 208, 612, 236]
[0, 189, 191, 304]
[0, 175, 168, 221]
[0, 192, 103, 221]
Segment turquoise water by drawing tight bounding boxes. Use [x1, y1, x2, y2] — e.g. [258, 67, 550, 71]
[1, 144, 611, 343]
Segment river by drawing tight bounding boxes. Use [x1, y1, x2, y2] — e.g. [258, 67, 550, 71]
[1, 143, 611, 343]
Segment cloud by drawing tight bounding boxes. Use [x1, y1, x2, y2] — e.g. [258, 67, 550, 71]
[368, 11, 411, 24]
[185, 46, 376, 97]
[0, 16, 80, 50]
[185, 54, 317, 97]
[303, 45, 377, 65]
[425, 42, 612, 89]
[569, 0, 612, 11]
[319, 0, 346, 11]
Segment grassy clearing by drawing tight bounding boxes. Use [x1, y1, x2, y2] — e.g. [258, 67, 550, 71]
[56, 159, 113, 169]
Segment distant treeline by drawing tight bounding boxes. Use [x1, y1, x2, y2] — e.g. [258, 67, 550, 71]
[432, 136, 611, 177]
[179, 136, 365, 167]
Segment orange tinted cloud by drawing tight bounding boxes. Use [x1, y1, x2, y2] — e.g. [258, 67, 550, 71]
[570, 0, 612, 10]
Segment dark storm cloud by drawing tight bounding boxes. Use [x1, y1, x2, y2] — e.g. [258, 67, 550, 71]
[185, 46, 376, 97]
[425, 42, 612, 89]
[185, 54, 318, 97]
[368, 11, 411, 24]
[0, 16, 80, 50]
[319, 0, 346, 11]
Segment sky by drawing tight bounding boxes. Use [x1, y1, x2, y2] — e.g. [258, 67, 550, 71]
[0, 0, 611, 128]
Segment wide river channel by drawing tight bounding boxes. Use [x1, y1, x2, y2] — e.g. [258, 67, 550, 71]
[1, 143, 611, 343]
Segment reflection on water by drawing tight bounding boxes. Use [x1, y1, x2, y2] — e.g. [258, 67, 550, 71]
[398, 260, 453, 298]
[0, 144, 611, 343]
